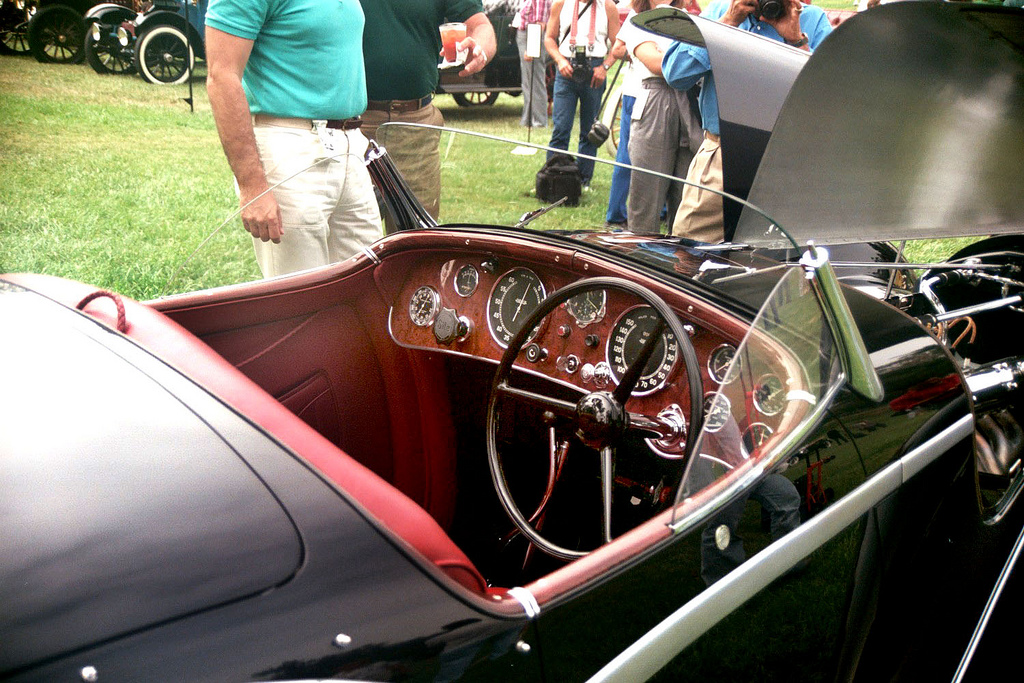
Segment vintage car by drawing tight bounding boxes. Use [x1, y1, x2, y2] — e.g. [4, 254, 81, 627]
[3, 3, 1024, 682]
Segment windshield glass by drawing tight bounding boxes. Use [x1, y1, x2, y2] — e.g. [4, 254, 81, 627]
[375, 122, 798, 248]
[669, 264, 843, 531]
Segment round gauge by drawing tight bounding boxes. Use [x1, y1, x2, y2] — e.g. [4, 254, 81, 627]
[753, 373, 786, 416]
[566, 289, 607, 327]
[487, 268, 547, 347]
[408, 286, 440, 327]
[741, 422, 774, 458]
[708, 343, 740, 384]
[702, 392, 732, 433]
[454, 264, 479, 297]
[607, 306, 679, 396]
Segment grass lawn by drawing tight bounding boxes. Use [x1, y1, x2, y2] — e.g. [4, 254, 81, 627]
[1, 48, 974, 301]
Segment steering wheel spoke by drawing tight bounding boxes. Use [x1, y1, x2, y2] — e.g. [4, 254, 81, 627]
[495, 381, 578, 419]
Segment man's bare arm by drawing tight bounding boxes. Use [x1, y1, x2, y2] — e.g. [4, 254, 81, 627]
[459, 12, 498, 76]
[205, 26, 282, 243]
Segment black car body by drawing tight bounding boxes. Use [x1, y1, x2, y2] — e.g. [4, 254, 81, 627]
[3, 4, 1024, 682]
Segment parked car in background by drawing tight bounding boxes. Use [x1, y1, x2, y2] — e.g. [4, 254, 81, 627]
[24, 0, 98, 63]
[3, 4, 1024, 682]
[82, 0, 205, 83]
[0, 0, 35, 55]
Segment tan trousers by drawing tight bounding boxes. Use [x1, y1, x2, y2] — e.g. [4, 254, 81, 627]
[671, 132, 725, 244]
[362, 104, 445, 220]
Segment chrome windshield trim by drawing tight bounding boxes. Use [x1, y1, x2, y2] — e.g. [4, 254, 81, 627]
[801, 245, 885, 403]
[591, 414, 973, 683]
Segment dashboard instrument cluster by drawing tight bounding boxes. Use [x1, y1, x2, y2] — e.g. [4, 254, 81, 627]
[386, 250, 787, 458]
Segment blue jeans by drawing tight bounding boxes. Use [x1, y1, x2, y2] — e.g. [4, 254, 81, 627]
[605, 94, 635, 225]
[548, 63, 605, 184]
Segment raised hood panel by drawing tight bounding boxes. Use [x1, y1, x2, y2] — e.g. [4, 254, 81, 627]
[738, 2, 1024, 246]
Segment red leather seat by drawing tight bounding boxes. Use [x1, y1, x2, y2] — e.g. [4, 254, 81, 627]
[6, 274, 489, 595]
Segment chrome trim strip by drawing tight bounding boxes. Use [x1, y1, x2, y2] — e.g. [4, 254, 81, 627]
[361, 246, 381, 265]
[801, 245, 885, 403]
[590, 414, 973, 683]
[901, 415, 974, 481]
[589, 461, 904, 683]
[952, 519, 1024, 683]
[507, 586, 541, 618]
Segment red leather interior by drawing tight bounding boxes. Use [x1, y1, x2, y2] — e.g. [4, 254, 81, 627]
[6, 273, 486, 595]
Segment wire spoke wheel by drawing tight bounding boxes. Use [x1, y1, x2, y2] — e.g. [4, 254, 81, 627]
[28, 6, 86, 64]
[134, 25, 193, 85]
[452, 91, 499, 107]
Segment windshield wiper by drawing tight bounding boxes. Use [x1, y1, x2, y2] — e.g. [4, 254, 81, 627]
[516, 198, 567, 230]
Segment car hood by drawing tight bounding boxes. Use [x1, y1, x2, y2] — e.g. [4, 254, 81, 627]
[638, 3, 1024, 247]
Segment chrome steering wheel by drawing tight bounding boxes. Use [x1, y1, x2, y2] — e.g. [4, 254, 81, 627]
[486, 277, 704, 560]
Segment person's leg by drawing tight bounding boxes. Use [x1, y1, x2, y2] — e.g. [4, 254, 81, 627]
[627, 83, 676, 234]
[326, 128, 383, 262]
[362, 105, 443, 219]
[605, 94, 634, 225]
[575, 69, 604, 184]
[547, 73, 577, 160]
[751, 474, 802, 542]
[250, 124, 333, 278]
[672, 134, 725, 243]
[517, 30, 549, 128]
[666, 86, 700, 224]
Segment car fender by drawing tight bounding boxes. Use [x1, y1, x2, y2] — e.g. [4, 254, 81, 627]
[134, 9, 204, 58]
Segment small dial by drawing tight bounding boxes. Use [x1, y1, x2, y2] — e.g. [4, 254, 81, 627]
[708, 344, 740, 384]
[566, 289, 607, 327]
[408, 285, 440, 327]
[702, 392, 732, 433]
[607, 306, 679, 395]
[753, 373, 786, 416]
[487, 268, 546, 347]
[455, 264, 479, 297]
[741, 422, 774, 458]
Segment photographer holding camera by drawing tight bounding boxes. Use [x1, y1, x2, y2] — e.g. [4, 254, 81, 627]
[544, 0, 622, 189]
[656, 0, 833, 243]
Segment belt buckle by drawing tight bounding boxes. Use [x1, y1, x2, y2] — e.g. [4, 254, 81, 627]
[311, 119, 327, 132]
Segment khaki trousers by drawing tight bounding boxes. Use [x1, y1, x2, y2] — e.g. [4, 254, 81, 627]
[362, 104, 445, 220]
[671, 132, 725, 244]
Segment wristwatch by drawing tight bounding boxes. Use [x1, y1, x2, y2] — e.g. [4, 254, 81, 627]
[786, 33, 809, 48]
[601, 58, 614, 69]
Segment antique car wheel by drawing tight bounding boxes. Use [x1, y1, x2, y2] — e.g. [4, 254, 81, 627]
[487, 277, 704, 560]
[452, 91, 499, 107]
[27, 5, 85, 64]
[600, 84, 623, 156]
[134, 24, 193, 85]
[0, 1, 33, 55]
[84, 14, 136, 75]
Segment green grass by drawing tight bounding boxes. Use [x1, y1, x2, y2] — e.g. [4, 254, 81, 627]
[0, 52, 974, 301]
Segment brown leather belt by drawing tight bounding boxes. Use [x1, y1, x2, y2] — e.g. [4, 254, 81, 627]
[253, 114, 363, 130]
[366, 94, 434, 113]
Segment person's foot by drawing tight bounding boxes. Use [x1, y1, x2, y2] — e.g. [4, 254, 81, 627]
[605, 221, 627, 230]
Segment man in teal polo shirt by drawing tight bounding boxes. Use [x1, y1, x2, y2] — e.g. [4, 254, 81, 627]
[359, 0, 496, 220]
[206, 0, 382, 278]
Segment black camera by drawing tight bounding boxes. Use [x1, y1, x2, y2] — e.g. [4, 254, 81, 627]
[757, 0, 784, 20]
[587, 121, 609, 146]
[570, 47, 593, 85]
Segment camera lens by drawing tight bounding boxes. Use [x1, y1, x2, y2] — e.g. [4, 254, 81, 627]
[758, 0, 784, 20]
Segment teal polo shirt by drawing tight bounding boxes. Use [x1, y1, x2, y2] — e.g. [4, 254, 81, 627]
[206, 0, 367, 119]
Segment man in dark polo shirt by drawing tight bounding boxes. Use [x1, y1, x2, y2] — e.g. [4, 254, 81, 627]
[360, 0, 496, 220]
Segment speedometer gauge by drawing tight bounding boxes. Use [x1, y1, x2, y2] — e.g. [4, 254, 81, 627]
[487, 268, 546, 347]
[606, 306, 679, 396]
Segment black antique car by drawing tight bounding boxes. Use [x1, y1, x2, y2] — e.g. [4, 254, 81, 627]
[3, 4, 1024, 682]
